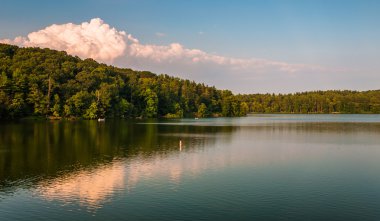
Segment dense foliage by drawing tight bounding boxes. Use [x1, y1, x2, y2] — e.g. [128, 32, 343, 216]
[0, 44, 379, 119]
[0, 44, 248, 119]
[239, 90, 380, 114]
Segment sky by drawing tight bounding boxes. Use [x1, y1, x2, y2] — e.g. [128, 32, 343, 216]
[0, 0, 379, 93]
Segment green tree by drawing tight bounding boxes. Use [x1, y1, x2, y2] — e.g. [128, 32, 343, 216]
[84, 102, 98, 119]
[239, 102, 249, 116]
[142, 88, 158, 118]
[117, 98, 134, 118]
[51, 94, 61, 117]
[197, 103, 207, 118]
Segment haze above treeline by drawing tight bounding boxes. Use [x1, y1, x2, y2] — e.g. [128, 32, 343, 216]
[0, 44, 379, 120]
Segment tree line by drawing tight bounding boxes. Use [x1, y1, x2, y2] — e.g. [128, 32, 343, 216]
[0, 43, 379, 120]
[0, 44, 249, 119]
[238, 90, 380, 114]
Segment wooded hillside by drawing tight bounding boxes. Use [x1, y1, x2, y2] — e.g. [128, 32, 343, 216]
[0, 43, 379, 119]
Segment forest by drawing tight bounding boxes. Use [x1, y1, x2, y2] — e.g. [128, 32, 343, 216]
[0, 43, 379, 120]
[239, 90, 380, 114]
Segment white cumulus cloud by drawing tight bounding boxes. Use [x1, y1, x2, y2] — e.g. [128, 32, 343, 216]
[0, 18, 322, 74]
[0, 18, 127, 63]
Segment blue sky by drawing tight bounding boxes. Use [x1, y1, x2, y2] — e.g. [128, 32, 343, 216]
[1, 0, 379, 93]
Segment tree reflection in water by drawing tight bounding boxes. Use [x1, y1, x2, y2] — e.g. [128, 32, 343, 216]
[0, 119, 235, 208]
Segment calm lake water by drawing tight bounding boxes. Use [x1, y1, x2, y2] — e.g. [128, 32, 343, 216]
[1, 114, 380, 220]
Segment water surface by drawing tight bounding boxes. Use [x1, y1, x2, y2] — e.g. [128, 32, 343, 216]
[1, 115, 380, 220]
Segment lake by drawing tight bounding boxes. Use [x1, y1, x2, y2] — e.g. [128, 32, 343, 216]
[1, 114, 380, 220]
